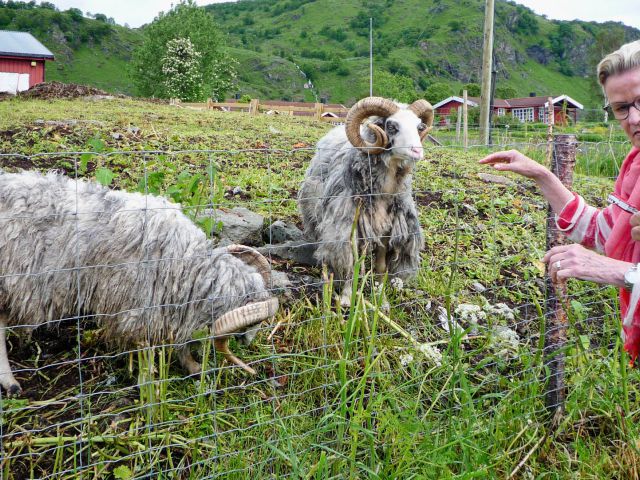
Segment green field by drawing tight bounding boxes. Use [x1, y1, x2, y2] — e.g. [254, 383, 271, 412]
[0, 97, 638, 479]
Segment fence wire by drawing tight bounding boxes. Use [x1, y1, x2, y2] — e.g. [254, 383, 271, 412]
[0, 138, 635, 479]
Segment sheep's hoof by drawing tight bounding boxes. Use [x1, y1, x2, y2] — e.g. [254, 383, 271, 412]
[177, 348, 202, 376]
[1, 379, 22, 398]
[186, 362, 202, 376]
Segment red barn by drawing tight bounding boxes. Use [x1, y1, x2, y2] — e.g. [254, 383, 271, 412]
[0, 30, 54, 94]
[433, 94, 583, 124]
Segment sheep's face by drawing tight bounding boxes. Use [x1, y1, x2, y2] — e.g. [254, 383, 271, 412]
[369, 109, 426, 163]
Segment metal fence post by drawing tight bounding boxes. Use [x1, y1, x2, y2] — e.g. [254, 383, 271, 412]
[544, 133, 577, 416]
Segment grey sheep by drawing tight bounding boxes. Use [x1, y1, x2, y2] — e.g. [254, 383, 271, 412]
[298, 97, 433, 305]
[0, 170, 279, 396]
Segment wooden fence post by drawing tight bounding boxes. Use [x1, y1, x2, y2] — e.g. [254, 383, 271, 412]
[463, 89, 468, 150]
[314, 102, 323, 120]
[546, 96, 555, 164]
[544, 133, 577, 417]
[249, 99, 259, 115]
[456, 106, 462, 145]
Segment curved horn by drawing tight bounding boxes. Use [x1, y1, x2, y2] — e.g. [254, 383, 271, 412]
[212, 297, 279, 374]
[408, 99, 435, 141]
[345, 97, 399, 154]
[226, 244, 272, 287]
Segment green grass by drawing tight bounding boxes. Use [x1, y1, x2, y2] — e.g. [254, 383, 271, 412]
[0, 97, 639, 479]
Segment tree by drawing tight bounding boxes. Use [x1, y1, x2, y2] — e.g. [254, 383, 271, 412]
[374, 70, 418, 103]
[495, 86, 517, 99]
[130, 0, 237, 101]
[424, 82, 453, 104]
[459, 83, 480, 97]
[162, 37, 203, 101]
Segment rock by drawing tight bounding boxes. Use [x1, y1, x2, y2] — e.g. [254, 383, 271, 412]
[471, 281, 486, 293]
[437, 306, 462, 333]
[258, 240, 318, 266]
[111, 132, 122, 140]
[477, 173, 515, 186]
[269, 270, 293, 297]
[232, 186, 243, 196]
[462, 203, 479, 216]
[201, 207, 265, 246]
[264, 220, 304, 244]
[127, 126, 140, 135]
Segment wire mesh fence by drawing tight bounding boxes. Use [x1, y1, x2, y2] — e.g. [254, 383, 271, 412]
[0, 135, 635, 478]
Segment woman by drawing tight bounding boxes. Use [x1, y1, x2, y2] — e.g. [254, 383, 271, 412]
[480, 40, 640, 359]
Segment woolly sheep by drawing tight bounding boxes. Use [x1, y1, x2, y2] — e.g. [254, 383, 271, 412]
[298, 97, 433, 305]
[0, 170, 278, 396]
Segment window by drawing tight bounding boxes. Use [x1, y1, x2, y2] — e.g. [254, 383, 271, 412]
[538, 107, 548, 123]
[512, 107, 534, 122]
[497, 108, 506, 116]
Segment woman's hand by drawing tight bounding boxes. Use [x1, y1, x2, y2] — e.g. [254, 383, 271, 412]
[479, 149, 550, 180]
[542, 243, 630, 287]
[631, 212, 640, 241]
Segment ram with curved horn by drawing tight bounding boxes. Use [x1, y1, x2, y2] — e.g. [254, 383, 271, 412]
[299, 96, 433, 305]
[0, 170, 279, 396]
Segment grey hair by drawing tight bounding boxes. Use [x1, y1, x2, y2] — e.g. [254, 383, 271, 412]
[0, 170, 278, 393]
[597, 40, 640, 92]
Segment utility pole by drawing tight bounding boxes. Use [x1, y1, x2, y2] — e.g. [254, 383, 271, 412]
[479, 0, 495, 145]
[488, 52, 497, 145]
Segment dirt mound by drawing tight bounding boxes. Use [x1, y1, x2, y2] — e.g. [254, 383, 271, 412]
[18, 81, 120, 100]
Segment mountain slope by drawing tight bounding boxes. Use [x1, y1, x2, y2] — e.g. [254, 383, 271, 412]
[0, 2, 142, 95]
[1, 0, 638, 107]
[206, 0, 640, 107]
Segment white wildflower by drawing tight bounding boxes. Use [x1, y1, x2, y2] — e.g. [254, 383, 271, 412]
[489, 326, 520, 358]
[418, 343, 443, 367]
[455, 303, 486, 333]
[399, 353, 414, 366]
[484, 302, 515, 321]
[390, 277, 404, 291]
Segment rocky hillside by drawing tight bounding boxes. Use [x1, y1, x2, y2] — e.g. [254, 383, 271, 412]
[2, 0, 639, 107]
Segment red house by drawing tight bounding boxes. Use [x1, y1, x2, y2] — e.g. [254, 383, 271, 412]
[0, 30, 54, 94]
[433, 94, 584, 124]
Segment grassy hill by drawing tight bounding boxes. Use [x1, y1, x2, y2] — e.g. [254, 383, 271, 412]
[1, 0, 639, 107]
[0, 2, 142, 94]
[206, 0, 640, 106]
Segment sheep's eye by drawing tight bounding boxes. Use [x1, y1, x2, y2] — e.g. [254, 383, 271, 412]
[417, 123, 427, 132]
[386, 122, 398, 134]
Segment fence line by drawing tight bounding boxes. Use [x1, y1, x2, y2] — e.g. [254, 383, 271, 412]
[0, 138, 633, 478]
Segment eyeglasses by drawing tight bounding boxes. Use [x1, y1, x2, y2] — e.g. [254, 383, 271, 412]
[604, 98, 640, 120]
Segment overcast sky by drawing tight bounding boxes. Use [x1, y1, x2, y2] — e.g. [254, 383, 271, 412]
[41, 0, 640, 30]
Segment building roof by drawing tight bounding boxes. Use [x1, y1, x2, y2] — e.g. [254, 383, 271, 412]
[0, 31, 54, 60]
[467, 96, 512, 108]
[432, 96, 479, 109]
[434, 94, 583, 110]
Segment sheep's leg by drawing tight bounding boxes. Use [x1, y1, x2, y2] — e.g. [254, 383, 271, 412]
[374, 237, 390, 275]
[0, 313, 21, 396]
[177, 346, 201, 376]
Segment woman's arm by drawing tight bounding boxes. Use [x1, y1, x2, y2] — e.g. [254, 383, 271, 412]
[479, 150, 574, 214]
